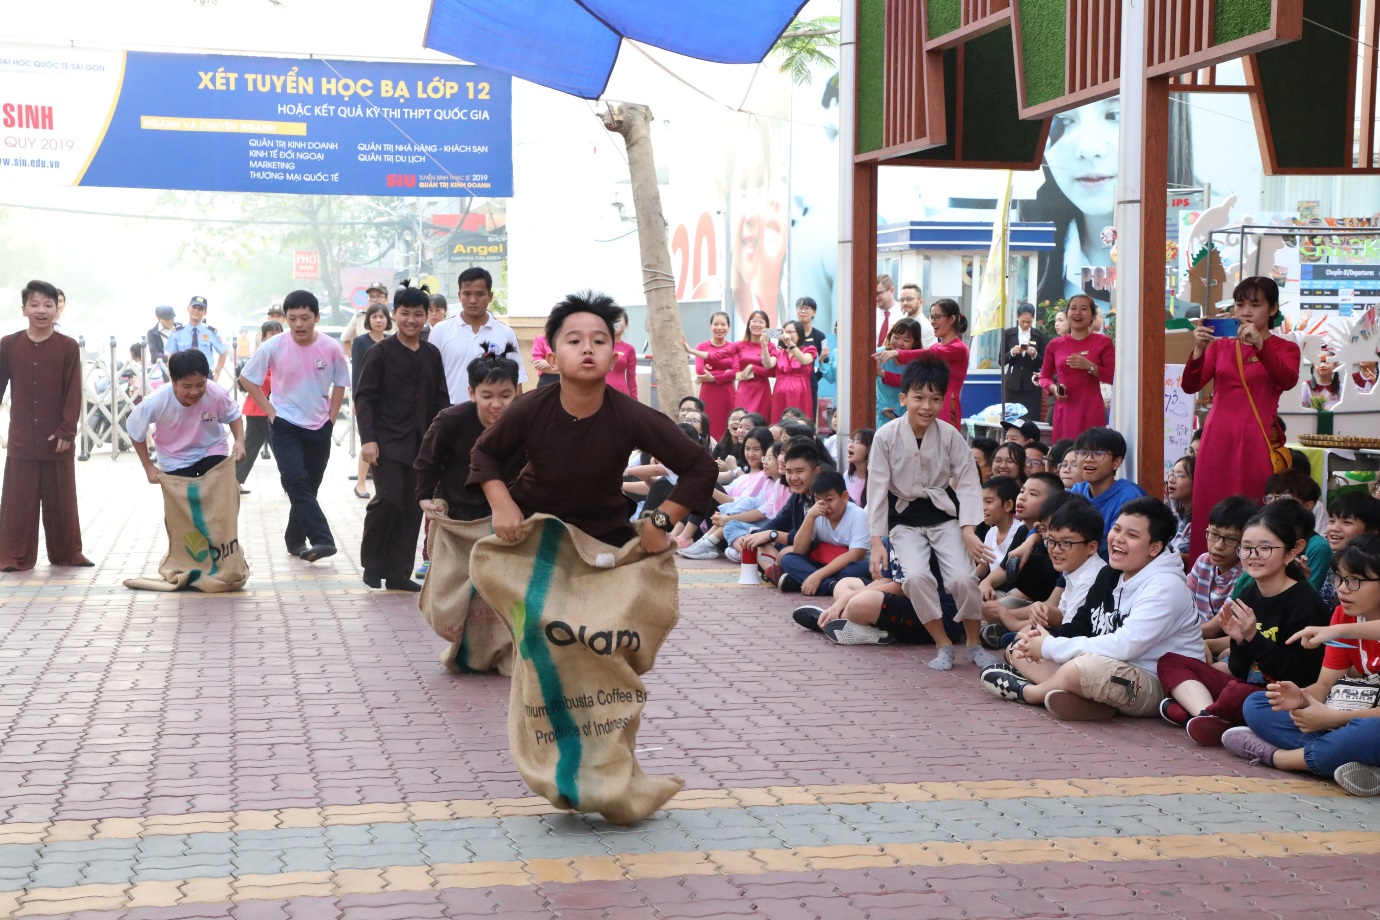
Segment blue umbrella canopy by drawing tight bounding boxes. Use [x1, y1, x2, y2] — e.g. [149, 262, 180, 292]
[424, 0, 807, 99]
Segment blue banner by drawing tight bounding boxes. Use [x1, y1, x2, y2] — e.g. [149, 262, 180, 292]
[0, 44, 512, 196]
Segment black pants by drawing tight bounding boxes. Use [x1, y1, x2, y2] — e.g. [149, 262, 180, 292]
[270, 417, 334, 550]
[235, 416, 271, 483]
[166, 454, 228, 478]
[360, 458, 422, 579]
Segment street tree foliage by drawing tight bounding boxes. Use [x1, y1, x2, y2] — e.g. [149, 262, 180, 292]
[773, 16, 840, 86]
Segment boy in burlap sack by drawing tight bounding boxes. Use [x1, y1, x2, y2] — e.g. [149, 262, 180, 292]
[415, 346, 524, 672]
[468, 292, 717, 823]
[125, 350, 248, 592]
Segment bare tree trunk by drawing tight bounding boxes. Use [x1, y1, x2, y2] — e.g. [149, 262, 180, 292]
[601, 102, 692, 416]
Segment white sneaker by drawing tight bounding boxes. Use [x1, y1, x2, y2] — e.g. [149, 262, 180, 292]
[724, 546, 742, 564]
[823, 620, 893, 645]
[678, 537, 722, 560]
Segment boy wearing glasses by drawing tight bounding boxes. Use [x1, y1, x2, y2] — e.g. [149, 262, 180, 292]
[1189, 497, 1258, 665]
[1070, 427, 1147, 557]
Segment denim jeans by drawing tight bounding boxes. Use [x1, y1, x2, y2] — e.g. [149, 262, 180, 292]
[1242, 691, 1380, 776]
[719, 496, 764, 546]
[778, 551, 871, 596]
[269, 417, 334, 550]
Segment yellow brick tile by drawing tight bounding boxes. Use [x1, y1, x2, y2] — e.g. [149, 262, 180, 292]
[815, 787, 889, 805]
[381, 864, 434, 892]
[956, 780, 1039, 800]
[525, 857, 581, 884]
[568, 855, 627, 882]
[878, 783, 938, 803]
[275, 807, 326, 829]
[125, 880, 183, 908]
[233, 870, 335, 901]
[663, 789, 735, 810]
[879, 843, 945, 867]
[0, 891, 20, 918]
[1147, 834, 1248, 860]
[41, 820, 97, 843]
[332, 868, 388, 896]
[406, 801, 455, 822]
[1225, 832, 1312, 859]
[448, 799, 497, 820]
[621, 850, 717, 879]
[1053, 835, 1160, 862]
[322, 803, 408, 826]
[726, 788, 781, 808]
[431, 860, 531, 890]
[747, 848, 813, 873]
[1065, 778, 1124, 796]
[923, 841, 986, 866]
[1301, 830, 1380, 854]
[765, 786, 819, 806]
[705, 849, 767, 876]
[180, 876, 236, 904]
[800, 845, 893, 871]
[92, 817, 146, 840]
[142, 813, 234, 836]
[0, 824, 49, 845]
[918, 782, 979, 801]
[17, 894, 128, 916]
[231, 811, 281, 832]
[979, 838, 1075, 864]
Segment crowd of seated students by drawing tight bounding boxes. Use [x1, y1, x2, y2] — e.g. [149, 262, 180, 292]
[669, 351, 1380, 797]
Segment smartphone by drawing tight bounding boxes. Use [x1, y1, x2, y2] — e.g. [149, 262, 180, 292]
[769, 328, 782, 341]
[1054, 384, 1068, 398]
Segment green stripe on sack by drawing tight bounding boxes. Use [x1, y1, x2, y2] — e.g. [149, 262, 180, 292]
[514, 519, 583, 808]
[184, 482, 218, 577]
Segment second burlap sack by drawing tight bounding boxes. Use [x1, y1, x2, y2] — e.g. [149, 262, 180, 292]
[417, 506, 513, 675]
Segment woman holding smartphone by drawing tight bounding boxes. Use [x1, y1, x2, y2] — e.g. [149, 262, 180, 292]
[1038, 294, 1114, 443]
[764, 320, 816, 422]
[1181, 276, 1301, 560]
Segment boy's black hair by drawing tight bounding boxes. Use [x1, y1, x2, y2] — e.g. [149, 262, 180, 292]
[466, 344, 521, 389]
[1260, 494, 1318, 543]
[971, 436, 999, 464]
[899, 352, 949, 396]
[811, 470, 847, 496]
[779, 406, 809, 422]
[743, 426, 775, 451]
[1333, 532, 1380, 581]
[1047, 499, 1104, 543]
[282, 289, 319, 316]
[393, 284, 430, 311]
[1289, 448, 1311, 476]
[678, 421, 705, 445]
[260, 320, 283, 337]
[457, 266, 493, 293]
[1189, 428, 1202, 443]
[796, 296, 818, 312]
[1026, 471, 1066, 494]
[1266, 469, 1322, 505]
[167, 349, 210, 381]
[679, 395, 706, 411]
[982, 476, 1020, 507]
[1329, 491, 1380, 532]
[1116, 496, 1178, 550]
[544, 290, 619, 345]
[429, 294, 448, 312]
[783, 438, 822, 467]
[781, 422, 816, 441]
[1073, 426, 1127, 459]
[1035, 489, 1085, 522]
[21, 280, 59, 305]
[1048, 438, 1076, 467]
[129, 342, 144, 359]
[1026, 440, 1050, 457]
[1208, 495, 1259, 532]
[742, 412, 768, 429]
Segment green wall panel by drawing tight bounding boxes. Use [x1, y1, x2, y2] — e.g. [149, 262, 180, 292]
[927, 0, 961, 39]
[1253, 0, 1353, 169]
[857, 0, 886, 154]
[1016, 0, 1066, 107]
[1214, 0, 1275, 45]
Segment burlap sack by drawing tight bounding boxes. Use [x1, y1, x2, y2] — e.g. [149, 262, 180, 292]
[124, 457, 248, 593]
[469, 513, 682, 825]
[418, 506, 513, 675]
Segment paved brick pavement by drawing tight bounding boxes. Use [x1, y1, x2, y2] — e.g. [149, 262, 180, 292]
[1, 451, 1379, 918]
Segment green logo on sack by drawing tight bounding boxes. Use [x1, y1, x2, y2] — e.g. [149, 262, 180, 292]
[184, 531, 211, 562]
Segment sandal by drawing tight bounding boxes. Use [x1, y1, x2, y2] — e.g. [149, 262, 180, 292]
[353, 489, 371, 499]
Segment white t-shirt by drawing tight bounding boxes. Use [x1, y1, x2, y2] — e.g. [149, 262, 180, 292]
[126, 381, 241, 472]
[240, 332, 350, 430]
[1061, 553, 1109, 618]
[984, 522, 1019, 560]
[812, 502, 872, 557]
[428, 311, 528, 403]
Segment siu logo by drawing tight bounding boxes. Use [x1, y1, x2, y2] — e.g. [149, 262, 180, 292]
[386, 174, 417, 188]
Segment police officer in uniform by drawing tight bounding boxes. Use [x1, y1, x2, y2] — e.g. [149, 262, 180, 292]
[166, 295, 228, 382]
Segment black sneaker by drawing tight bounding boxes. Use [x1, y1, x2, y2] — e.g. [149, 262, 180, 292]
[980, 622, 1006, 650]
[792, 606, 825, 632]
[300, 543, 337, 562]
[362, 570, 382, 589]
[980, 666, 1032, 703]
[778, 572, 802, 593]
[385, 578, 422, 592]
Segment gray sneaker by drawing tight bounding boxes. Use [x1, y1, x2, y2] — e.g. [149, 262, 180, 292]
[678, 537, 722, 560]
[823, 620, 894, 645]
[1221, 726, 1280, 767]
[1335, 762, 1380, 797]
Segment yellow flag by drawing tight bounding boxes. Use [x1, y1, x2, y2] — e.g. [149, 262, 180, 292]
[972, 170, 1013, 336]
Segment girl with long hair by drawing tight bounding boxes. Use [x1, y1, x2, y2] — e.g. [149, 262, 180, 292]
[681, 311, 739, 440]
[1039, 294, 1114, 442]
[764, 319, 817, 422]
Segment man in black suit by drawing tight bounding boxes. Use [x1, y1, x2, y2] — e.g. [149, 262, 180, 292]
[145, 305, 182, 366]
[1001, 302, 1047, 423]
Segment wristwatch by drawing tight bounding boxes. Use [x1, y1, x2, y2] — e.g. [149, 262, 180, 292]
[769, 530, 779, 542]
[644, 509, 674, 532]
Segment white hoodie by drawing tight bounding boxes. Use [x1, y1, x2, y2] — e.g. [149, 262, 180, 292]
[1042, 550, 1203, 673]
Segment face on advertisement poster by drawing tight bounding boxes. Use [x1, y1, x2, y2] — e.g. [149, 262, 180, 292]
[727, 118, 789, 327]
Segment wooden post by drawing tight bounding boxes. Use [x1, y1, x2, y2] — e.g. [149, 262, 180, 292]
[849, 160, 879, 433]
[1137, 77, 1170, 496]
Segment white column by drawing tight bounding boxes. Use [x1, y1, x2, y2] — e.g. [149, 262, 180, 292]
[1113, 0, 1147, 483]
[835, 0, 857, 468]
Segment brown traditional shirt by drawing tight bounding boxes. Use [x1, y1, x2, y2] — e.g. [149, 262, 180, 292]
[353, 335, 450, 465]
[0, 331, 82, 460]
[469, 384, 718, 545]
[415, 401, 525, 520]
